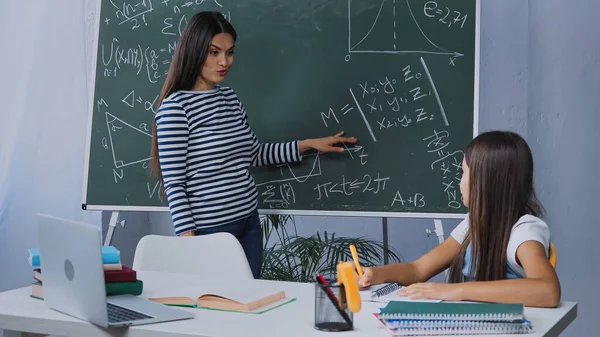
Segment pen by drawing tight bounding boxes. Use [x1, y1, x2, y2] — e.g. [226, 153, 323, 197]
[317, 274, 338, 302]
[349, 244, 364, 287]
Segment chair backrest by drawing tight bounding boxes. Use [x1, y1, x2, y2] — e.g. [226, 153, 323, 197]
[132, 232, 254, 279]
[549, 242, 557, 268]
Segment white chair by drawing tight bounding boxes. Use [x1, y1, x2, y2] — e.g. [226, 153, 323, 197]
[132, 232, 254, 279]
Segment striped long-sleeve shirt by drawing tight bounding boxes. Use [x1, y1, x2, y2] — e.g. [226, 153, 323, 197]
[155, 86, 302, 235]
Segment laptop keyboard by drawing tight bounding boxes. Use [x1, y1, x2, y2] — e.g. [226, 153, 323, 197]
[107, 302, 153, 323]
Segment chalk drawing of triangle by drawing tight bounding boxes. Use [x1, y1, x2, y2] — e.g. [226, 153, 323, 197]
[349, 0, 455, 55]
[105, 112, 152, 169]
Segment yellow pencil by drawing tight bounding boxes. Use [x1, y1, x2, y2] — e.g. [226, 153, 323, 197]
[349, 244, 364, 287]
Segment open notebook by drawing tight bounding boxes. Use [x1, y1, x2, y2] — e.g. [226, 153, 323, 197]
[149, 284, 291, 313]
[360, 283, 441, 303]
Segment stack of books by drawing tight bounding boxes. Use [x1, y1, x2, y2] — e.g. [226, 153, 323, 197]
[28, 246, 143, 299]
[373, 301, 534, 336]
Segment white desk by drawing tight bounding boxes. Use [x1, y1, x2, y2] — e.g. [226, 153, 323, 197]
[0, 271, 577, 337]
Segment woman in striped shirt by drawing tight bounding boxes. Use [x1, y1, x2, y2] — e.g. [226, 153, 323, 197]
[150, 11, 357, 279]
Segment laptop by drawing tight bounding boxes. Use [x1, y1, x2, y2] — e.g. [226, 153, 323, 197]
[36, 213, 194, 327]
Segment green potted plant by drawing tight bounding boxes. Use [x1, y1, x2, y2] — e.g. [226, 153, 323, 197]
[261, 214, 401, 282]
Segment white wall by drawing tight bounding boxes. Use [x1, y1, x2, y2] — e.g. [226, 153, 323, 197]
[527, 1, 600, 336]
[0, 0, 102, 294]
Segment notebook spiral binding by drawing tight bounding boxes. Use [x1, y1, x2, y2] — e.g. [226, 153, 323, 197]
[386, 325, 534, 336]
[384, 319, 533, 329]
[371, 283, 401, 298]
[378, 312, 523, 322]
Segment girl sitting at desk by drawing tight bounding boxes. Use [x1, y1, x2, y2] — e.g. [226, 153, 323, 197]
[357, 131, 561, 308]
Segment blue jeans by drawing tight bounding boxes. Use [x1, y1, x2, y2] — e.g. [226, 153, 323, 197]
[195, 210, 263, 279]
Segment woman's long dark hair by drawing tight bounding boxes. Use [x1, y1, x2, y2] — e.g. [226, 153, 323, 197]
[448, 131, 545, 283]
[150, 11, 236, 186]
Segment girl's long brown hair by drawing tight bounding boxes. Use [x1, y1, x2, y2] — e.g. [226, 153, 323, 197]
[150, 11, 236, 187]
[448, 131, 545, 283]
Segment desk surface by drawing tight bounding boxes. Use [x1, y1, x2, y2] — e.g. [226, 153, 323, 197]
[0, 271, 577, 337]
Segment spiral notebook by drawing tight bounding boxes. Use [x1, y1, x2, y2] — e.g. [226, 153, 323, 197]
[373, 313, 534, 336]
[360, 284, 441, 303]
[378, 301, 524, 322]
[374, 302, 533, 336]
[371, 283, 402, 299]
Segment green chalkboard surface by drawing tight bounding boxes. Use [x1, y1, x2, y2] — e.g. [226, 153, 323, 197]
[83, 0, 478, 217]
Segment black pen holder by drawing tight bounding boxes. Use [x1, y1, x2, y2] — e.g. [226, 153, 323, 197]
[314, 281, 354, 332]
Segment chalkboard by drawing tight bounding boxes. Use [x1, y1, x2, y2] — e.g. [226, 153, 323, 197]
[83, 0, 479, 218]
